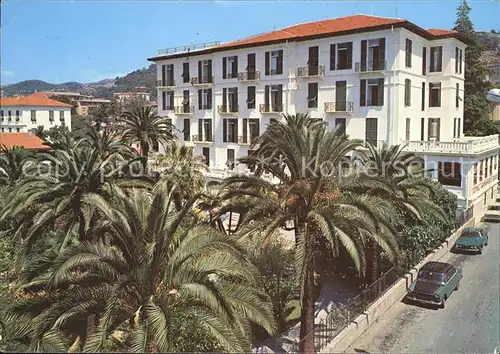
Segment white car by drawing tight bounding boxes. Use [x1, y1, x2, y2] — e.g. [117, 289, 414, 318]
[484, 205, 500, 222]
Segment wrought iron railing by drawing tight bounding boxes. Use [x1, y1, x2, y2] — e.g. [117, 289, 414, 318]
[174, 106, 194, 114]
[217, 104, 239, 114]
[156, 79, 175, 87]
[259, 104, 283, 113]
[191, 76, 213, 85]
[355, 60, 387, 72]
[297, 65, 326, 77]
[324, 101, 354, 113]
[157, 41, 221, 56]
[192, 134, 214, 143]
[238, 71, 261, 81]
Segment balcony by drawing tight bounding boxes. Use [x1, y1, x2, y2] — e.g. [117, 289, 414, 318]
[156, 79, 175, 90]
[355, 60, 387, 73]
[191, 77, 213, 87]
[238, 135, 259, 144]
[403, 134, 499, 155]
[297, 65, 325, 78]
[174, 106, 195, 115]
[324, 101, 354, 114]
[218, 105, 239, 115]
[192, 134, 214, 143]
[237, 71, 261, 82]
[260, 104, 283, 114]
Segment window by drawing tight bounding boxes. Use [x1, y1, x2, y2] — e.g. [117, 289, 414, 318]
[308, 82, 318, 108]
[247, 86, 256, 109]
[438, 162, 461, 187]
[456, 83, 460, 108]
[459, 49, 463, 74]
[335, 81, 347, 111]
[165, 119, 173, 134]
[1, 128, 3, 132]
[307, 46, 319, 75]
[365, 118, 378, 145]
[60, 111, 65, 122]
[246, 53, 257, 79]
[264, 85, 283, 112]
[405, 118, 411, 141]
[455, 48, 463, 74]
[15, 110, 19, 117]
[182, 62, 190, 83]
[405, 39, 412, 68]
[222, 87, 238, 112]
[0, 111, 3, 120]
[49, 111, 54, 122]
[490, 157, 493, 177]
[428, 118, 440, 141]
[183, 119, 190, 141]
[360, 78, 384, 106]
[453, 118, 461, 139]
[223, 55, 238, 79]
[404, 79, 411, 107]
[421, 118, 425, 141]
[182, 90, 190, 111]
[249, 119, 260, 143]
[421, 82, 426, 111]
[198, 119, 212, 142]
[202, 147, 210, 166]
[330, 42, 353, 70]
[430, 46, 443, 72]
[422, 47, 427, 75]
[198, 60, 212, 84]
[455, 47, 459, 74]
[198, 89, 212, 110]
[226, 149, 235, 170]
[360, 38, 386, 71]
[164, 91, 174, 110]
[8, 128, 12, 133]
[335, 118, 346, 135]
[7, 111, 11, 121]
[31, 110, 36, 123]
[265, 50, 283, 75]
[223, 118, 238, 143]
[16, 128, 20, 132]
[162, 64, 174, 86]
[429, 83, 441, 107]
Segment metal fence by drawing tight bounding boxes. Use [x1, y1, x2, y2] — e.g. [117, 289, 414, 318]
[292, 266, 402, 353]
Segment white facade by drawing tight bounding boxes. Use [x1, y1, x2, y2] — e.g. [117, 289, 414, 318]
[0, 105, 72, 133]
[150, 17, 499, 216]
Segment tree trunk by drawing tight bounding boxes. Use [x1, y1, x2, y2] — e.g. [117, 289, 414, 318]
[299, 226, 315, 354]
[365, 240, 380, 301]
[140, 141, 149, 174]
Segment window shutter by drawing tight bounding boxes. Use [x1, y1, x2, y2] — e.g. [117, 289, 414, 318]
[459, 49, 463, 73]
[207, 89, 212, 109]
[207, 60, 212, 81]
[162, 91, 166, 110]
[198, 61, 202, 81]
[170, 92, 174, 108]
[198, 90, 202, 109]
[330, 44, 336, 71]
[347, 42, 353, 69]
[264, 85, 270, 106]
[421, 117, 425, 141]
[247, 86, 255, 109]
[406, 39, 412, 67]
[223, 119, 227, 143]
[379, 38, 386, 65]
[428, 84, 432, 107]
[277, 85, 283, 106]
[422, 47, 427, 75]
[277, 50, 283, 75]
[437, 47, 442, 72]
[235, 119, 239, 138]
[198, 119, 203, 139]
[437, 118, 441, 141]
[243, 118, 248, 143]
[265, 52, 270, 75]
[457, 118, 461, 138]
[234, 88, 238, 110]
[430, 48, 435, 72]
[222, 88, 227, 108]
[162, 65, 166, 85]
[222, 57, 227, 79]
[437, 83, 441, 106]
[378, 78, 384, 106]
[360, 79, 366, 106]
[361, 40, 367, 71]
[455, 47, 459, 73]
[233, 56, 238, 77]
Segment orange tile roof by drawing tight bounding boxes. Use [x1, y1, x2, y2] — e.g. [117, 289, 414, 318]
[219, 15, 405, 48]
[0, 92, 72, 108]
[148, 14, 471, 61]
[0, 133, 49, 150]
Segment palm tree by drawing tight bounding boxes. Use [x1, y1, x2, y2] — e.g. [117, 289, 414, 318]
[0, 145, 32, 186]
[222, 114, 400, 353]
[116, 104, 176, 171]
[357, 142, 447, 285]
[4, 183, 276, 352]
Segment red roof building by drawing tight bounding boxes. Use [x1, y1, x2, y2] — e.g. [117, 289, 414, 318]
[0, 93, 72, 108]
[0, 133, 49, 150]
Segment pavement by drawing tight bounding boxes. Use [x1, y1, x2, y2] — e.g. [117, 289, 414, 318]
[347, 222, 500, 354]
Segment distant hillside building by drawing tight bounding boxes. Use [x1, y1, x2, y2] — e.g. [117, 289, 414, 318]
[44, 91, 111, 117]
[481, 51, 500, 84]
[0, 93, 72, 133]
[113, 91, 151, 103]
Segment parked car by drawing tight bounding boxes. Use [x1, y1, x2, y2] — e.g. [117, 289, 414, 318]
[407, 261, 462, 308]
[484, 205, 500, 222]
[454, 227, 489, 254]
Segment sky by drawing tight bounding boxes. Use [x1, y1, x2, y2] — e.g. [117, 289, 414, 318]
[0, 0, 499, 86]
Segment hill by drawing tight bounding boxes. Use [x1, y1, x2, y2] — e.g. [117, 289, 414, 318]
[1, 64, 157, 99]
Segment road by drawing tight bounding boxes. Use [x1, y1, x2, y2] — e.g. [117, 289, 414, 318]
[348, 222, 500, 354]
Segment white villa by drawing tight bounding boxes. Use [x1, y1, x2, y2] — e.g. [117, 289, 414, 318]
[147, 14, 499, 219]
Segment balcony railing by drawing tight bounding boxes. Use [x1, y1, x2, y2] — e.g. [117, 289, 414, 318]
[473, 175, 497, 194]
[157, 41, 221, 56]
[174, 105, 194, 114]
[355, 60, 387, 73]
[156, 79, 175, 89]
[192, 134, 214, 143]
[297, 65, 326, 77]
[324, 101, 354, 113]
[191, 77, 213, 86]
[403, 134, 499, 154]
[237, 135, 259, 144]
[217, 105, 239, 114]
[260, 104, 283, 113]
[237, 71, 261, 81]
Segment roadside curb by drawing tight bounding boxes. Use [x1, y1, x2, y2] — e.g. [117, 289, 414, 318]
[320, 218, 476, 353]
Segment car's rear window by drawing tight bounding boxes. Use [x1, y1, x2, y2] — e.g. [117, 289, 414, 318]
[417, 271, 444, 283]
[488, 205, 500, 211]
[460, 231, 481, 238]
